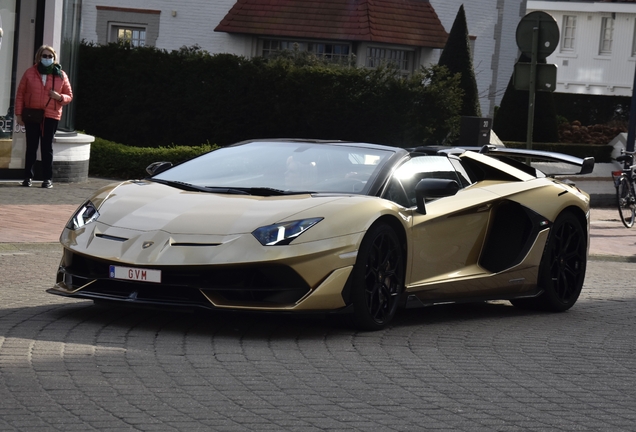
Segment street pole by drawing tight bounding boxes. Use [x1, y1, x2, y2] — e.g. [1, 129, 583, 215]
[626, 62, 636, 167]
[526, 27, 538, 151]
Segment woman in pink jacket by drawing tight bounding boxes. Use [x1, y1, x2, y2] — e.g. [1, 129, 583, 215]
[15, 45, 73, 188]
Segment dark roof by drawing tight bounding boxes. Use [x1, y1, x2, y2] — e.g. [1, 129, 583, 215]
[215, 0, 448, 48]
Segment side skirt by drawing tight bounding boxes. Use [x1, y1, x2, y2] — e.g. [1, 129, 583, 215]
[403, 288, 544, 309]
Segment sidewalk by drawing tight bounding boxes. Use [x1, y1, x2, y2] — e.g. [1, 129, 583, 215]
[587, 207, 636, 262]
[0, 177, 116, 244]
[0, 177, 635, 261]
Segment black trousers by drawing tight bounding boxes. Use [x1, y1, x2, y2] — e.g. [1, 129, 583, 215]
[24, 117, 58, 181]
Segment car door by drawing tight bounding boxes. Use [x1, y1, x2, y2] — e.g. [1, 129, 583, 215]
[384, 155, 501, 300]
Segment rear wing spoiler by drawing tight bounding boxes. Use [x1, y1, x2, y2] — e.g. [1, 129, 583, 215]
[476, 145, 595, 175]
[412, 145, 595, 176]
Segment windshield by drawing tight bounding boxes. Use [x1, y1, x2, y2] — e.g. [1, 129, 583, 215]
[153, 141, 394, 194]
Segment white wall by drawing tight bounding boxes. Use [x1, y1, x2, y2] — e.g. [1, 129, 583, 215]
[430, 0, 527, 117]
[528, 0, 636, 96]
[81, 0, 251, 54]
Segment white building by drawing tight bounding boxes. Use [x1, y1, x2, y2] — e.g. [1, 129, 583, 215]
[528, 0, 636, 96]
[78, 0, 528, 117]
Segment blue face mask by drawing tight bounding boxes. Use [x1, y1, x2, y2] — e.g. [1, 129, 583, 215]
[40, 58, 54, 67]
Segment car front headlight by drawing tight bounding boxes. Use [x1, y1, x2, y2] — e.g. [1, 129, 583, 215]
[252, 218, 323, 246]
[66, 201, 100, 230]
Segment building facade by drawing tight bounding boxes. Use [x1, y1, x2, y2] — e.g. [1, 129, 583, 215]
[528, 0, 636, 96]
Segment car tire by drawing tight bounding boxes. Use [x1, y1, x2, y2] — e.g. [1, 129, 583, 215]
[511, 211, 586, 312]
[351, 223, 405, 331]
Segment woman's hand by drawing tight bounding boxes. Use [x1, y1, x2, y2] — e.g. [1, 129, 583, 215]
[16, 115, 24, 127]
[49, 90, 63, 102]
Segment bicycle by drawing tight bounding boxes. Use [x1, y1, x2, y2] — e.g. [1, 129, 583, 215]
[612, 149, 636, 228]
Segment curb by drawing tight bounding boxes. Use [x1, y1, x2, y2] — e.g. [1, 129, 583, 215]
[589, 254, 636, 263]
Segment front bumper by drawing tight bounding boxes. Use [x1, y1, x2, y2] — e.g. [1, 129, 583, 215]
[49, 248, 353, 312]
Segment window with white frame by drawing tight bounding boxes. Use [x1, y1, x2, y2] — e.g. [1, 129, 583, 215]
[262, 39, 304, 57]
[366, 47, 412, 76]
[95, 6, 159, 47]
[561, 15, 576, 52]
[111, 25, 146, 47]
[261, 39, 351, 62]
[599, 16, 613, 55]
[311, 43, 350, 61]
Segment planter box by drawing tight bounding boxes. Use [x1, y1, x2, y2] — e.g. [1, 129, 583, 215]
[52, 132, 95, 182]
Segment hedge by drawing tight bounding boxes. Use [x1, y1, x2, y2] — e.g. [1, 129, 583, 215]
[553, 93, 630, 125]
[75, 43, 463, 149]
[88, 137, 217, 179]
[88, 135, 611, 181]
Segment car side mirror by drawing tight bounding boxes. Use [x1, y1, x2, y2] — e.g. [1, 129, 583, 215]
[415, 178, 459, 215]
[146, 161, 173, 176]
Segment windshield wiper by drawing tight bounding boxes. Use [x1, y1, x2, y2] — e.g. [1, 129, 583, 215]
[247, 187, 315, 196]
[151, 179, 313, 196]
[150, 178, 210, 192]
[150, 179, 249, 195]
[204, 186, 314, 196]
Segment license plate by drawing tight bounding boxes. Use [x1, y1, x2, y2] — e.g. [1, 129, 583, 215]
[109, 265, 162, 283]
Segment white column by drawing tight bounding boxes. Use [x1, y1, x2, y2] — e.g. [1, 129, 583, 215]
[43, 0, 64, 52]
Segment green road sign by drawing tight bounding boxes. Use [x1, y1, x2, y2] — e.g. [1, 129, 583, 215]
[516, 11, 559, 60]
[513, 62, 557, 92]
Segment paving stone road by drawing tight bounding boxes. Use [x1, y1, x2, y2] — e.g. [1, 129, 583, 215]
[0, 246, 635, 431]
[1, 179, 636, 430]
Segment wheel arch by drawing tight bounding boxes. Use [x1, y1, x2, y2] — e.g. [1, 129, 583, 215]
[550, 204, 589, 258]
[512, 203, 589, 311]
[340, 214, 407, 307]
[372, 214, 408, 252]
[557, 205, 588, 234]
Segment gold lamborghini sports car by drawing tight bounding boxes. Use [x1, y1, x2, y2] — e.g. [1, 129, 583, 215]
[49, 139, 594, 330]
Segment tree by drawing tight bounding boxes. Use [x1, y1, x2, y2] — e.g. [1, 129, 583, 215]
[493, 54, 559, 143]
[438, 5, 482, 118]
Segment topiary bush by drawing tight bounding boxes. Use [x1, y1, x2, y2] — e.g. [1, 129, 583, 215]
[438, 5, 481, 118]
[493, 55, 559, 144]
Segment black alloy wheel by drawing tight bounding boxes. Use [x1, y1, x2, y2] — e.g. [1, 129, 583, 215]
[512, 211, 587, 311]
[351, 223, 404, 330]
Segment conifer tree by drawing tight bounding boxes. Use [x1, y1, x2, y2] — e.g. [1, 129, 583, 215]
[438, 5, 482, 117]
[493, 54, 559, 143]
